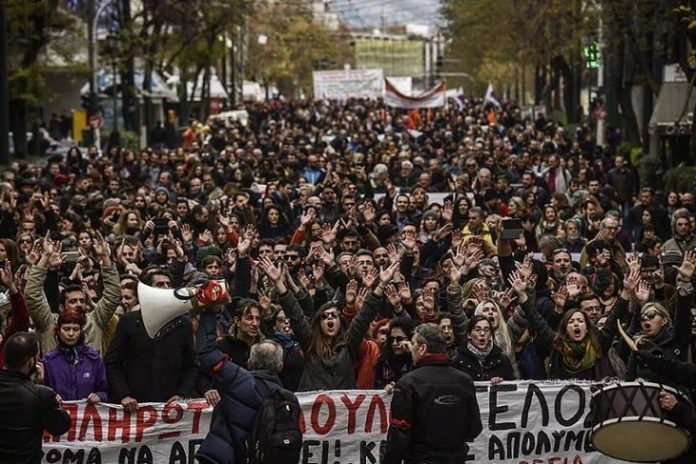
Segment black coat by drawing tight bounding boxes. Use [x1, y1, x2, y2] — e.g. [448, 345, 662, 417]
[455, 344, 515, 381]
[0, 370, 71, 464]
[105, 310, 198, 402]
[383, 354, 483, 464]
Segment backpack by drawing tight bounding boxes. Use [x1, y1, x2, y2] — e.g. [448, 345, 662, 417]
[245, 379, 303, 464]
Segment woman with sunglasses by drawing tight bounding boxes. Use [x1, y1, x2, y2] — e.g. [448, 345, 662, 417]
[455, 315, 513, 383]
[266, 308, 304, 392]
[374, 317, 416, 390]
[260, 257, 399, 391]
[625, 251, 696, 385]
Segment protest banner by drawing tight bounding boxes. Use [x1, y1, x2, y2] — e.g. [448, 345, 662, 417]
[313, 69, 384, 100]
[41, 381, 635, 464]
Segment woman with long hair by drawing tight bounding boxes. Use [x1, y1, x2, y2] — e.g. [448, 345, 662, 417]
[257, 205, 291, 240]
[113, 210, 143, 238]
[261, 257, 398, 391]
[519, 268, 633, 380]
[536, 204, 563, 238]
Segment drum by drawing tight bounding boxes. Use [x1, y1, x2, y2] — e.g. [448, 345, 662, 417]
[590, 381, 691, 462]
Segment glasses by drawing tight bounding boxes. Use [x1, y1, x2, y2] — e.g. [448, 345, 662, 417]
[19, 238, 32, 244]
[390, 336, 408, 344]
[472, 327, 491, 334]
[640, 310, 659, 322]
[321, 311, 338, 320]
[285, 254, 300, 261]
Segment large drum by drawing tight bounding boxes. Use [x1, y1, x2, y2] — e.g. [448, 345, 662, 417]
[590, 381, 691, 462]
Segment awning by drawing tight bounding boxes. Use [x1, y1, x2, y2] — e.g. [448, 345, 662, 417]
[186, 70, 229, 101]
[649, 82, 696, 136]
[80, 69, 179, 102]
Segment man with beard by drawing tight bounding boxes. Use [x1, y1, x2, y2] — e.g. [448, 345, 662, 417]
[0, 332, 71, 463]
[563, 219, 587, 254]
[551, 249, 573, 284]
[663, 208, 696, 258]
[580, 216, 627, 273]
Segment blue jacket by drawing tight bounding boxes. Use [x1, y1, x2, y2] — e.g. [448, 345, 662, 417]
[196, 311, 262, 464]
[43, 343, 109, 402]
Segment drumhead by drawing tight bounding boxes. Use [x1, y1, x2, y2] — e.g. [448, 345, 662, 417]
[592, 381, 685, 400]
[591, 417, 690, 462]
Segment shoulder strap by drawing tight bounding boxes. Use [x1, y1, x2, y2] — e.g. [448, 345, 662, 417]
[254, 377, 273, 399]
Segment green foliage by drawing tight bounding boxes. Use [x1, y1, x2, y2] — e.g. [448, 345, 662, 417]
[120, 130, 140, 151]
[637, 158, 661, 189]
[664, 166, 696, 193]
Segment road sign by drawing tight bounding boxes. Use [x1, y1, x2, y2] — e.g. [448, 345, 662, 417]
[89, 113, 103, 129]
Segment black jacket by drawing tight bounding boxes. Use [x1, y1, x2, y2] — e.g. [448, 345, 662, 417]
[0, 370, 71, 464]
[455, 344, 515, 381]
[105, 310, 198, 402]
[383, 353, 483, 464]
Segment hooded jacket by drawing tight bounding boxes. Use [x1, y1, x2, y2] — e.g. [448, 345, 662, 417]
[43, 343, 109, 402]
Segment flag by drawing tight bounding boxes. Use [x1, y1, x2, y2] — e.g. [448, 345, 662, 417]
[484, 83, 501, 109]
[384, 78, 445, 109]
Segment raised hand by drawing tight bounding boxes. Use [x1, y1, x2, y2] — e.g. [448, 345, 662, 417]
[361, 268, 378, 289]
[623, 267, 641, 294]
[355, 286, 368, 310]
[635, 280, 651, 302]
[300, 209, 316, 228]
[0, 261, 14, 292]
[627, 252, 641, 275]
[386, 243, 403, 264]
[258, 257, 282, 283]
[181, 224, 193, 243]
[384, 284, 401, 308]
[398, 281, 412, 303]
[653, 257, 665, 289]
[472, 280, 489, 302]
[441, 200, 454, 222]
[345, 279, 358, 306]
[677, 250, 696, 282]
[553, 286, 569, 311]
[321, 222, 340, 244]
[497, 288, 515, 309]
[312, 262, 325, 283]
[507, 270, 527, 296]
[237, 225, 255, 257]
[518, 254, 534, 281]
[401, 232, 417, 252]
[379, 261, 400, 286]
[423, 287, 437, 312]
[565, 275, 583, 298]
[26, 241, 41, 266]
[362, 201, 376, 223]
[257, 288, 272, 312]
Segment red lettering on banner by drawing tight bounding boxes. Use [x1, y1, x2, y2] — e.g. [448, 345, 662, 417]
[310, 394, 336, 435]
[135, 405, 157, 442]
[298, 406, 306, 434]
[159, 402, 183, 439]
[340, 394, 366, 434]
[107, 407, 132, 442]
[365, 394, 387, 433]
[79, 403, 103, 441]
[187, 400, 208, 434]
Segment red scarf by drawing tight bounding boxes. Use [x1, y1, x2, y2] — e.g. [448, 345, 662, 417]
[415, 352, 448, 368]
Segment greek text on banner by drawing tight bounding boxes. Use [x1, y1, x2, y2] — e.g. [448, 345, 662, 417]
[41, 381, 636, 464]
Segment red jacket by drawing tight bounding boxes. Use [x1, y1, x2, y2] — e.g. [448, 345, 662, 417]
[0, 292, 31, 368]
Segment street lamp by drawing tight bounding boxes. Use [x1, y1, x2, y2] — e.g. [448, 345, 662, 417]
[107, 32, 119, 131]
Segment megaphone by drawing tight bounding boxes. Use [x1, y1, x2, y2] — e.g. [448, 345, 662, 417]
[139, 279, 230, 338]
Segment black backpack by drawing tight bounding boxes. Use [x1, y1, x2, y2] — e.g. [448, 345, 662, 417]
[245, 379, 303, 464]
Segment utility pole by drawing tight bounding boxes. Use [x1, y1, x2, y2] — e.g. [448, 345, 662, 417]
[0, 4, 9, 164]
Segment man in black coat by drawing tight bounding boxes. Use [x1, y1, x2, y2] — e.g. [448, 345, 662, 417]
[195, 309, 301, 464]
[0, 332, 71, 463]
[104, 305, 198, 411]
[383, 323, 483, 464]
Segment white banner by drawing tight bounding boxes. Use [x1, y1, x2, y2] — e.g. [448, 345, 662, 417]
[384, 78, 446, 109]
[313, 69, 384, 100]
[41, 382, 635, 463]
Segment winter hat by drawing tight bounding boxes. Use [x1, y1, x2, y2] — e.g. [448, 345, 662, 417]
[377, 224, 399, 244]
[662, 250, 683, 267]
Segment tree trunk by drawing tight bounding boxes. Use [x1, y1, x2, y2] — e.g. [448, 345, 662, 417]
[9, 98, 27, 158]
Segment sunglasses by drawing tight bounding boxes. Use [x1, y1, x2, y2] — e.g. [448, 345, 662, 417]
[389, 336, 408, 344]
[321, 311, 338, 320]
[640, 310, 659, 322]
[285, 255, 300, 261]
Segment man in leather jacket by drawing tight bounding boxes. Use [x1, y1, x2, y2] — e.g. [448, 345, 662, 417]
[383, 323, 483, 464]
[0, 332, 71, 463]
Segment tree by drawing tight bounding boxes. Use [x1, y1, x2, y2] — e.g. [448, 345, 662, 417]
[5, 0, 76, 157]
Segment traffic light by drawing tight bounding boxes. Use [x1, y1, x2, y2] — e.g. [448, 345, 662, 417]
[584, 43, 600, 69]
[80, 92, 99, 114]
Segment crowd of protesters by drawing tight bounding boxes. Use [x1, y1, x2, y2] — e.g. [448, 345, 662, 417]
[1, 96, 696, 459]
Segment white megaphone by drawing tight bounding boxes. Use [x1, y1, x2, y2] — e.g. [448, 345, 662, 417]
[138, 279, 230, 338]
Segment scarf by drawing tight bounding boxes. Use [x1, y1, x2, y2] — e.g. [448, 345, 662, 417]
[467, 341, 494, 364]
[58, 341, 81, 365]
[561, 338, 597, 374]
[274, 332, 296, 351]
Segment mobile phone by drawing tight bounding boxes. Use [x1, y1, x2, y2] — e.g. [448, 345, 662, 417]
[153, 218, 169, 235]
[62, 251, 79, 263]
[501, 219, 522, 240]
